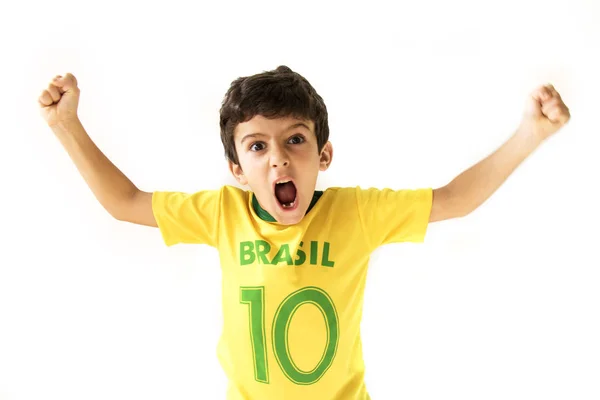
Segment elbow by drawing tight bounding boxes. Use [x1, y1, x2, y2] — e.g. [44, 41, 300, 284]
[450, 195, 475, 219]
[107, 204, 127, 221]
[437, 186, 474, 220]
[111, 211, 127, 222]
[106, 191, 138, 222]
[456, 207, 473, 219]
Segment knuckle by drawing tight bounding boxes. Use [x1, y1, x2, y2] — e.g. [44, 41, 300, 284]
[66, 73, 77, 84]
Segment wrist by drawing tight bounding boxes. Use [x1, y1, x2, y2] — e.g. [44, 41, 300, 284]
[51, 118, 83, 136]
[513, 125, 545, 152]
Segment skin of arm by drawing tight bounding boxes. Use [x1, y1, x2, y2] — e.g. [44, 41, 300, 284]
[39, 73, 156, 227]
[429, 84, 571, 222]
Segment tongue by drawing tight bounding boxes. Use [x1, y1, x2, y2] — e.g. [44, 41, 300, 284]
[275, 182, 296, 204]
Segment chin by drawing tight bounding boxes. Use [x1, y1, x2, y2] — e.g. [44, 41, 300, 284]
[272, 200, 308, 225]
[273, 208, 305, 225]
[276, 214, 304, 225]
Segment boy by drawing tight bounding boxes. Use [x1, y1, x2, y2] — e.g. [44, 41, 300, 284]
[38, 65, 570, 399]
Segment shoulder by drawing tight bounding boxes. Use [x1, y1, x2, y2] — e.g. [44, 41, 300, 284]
[221, 185, 249, 199]
[186, 184, 249, 199]
[312, 186, 363, 212]
[321, 186, 358, 197]
[153, 185, 249, 209]
[347, 185, 433, 209]
[322, 185, 430, 200]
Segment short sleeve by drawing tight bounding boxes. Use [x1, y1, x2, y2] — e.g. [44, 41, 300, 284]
[356, 187, 433, 250]
[151, 188, 222, 247]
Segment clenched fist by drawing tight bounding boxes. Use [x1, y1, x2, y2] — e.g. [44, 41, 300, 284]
[519, 84, 571, 142]
[38, 73, 80, 127]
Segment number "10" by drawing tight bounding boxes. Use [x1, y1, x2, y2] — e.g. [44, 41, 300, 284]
[240, 286, 340, 385]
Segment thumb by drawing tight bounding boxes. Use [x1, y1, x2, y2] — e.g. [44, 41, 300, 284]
[524, 91, 543, 119]
[53, 73, 79, 94]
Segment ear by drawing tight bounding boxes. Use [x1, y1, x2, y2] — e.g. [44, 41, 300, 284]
[319, 141, 333, 171]
[228, 160, 248, 185]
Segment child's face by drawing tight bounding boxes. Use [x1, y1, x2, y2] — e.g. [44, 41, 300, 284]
[229, 115, 333, 225]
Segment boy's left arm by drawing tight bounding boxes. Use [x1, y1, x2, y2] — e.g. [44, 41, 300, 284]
[429, 84, 571, 223]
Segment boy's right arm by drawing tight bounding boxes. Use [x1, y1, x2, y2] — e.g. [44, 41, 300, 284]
[52, 120, 157, 226]
[38, 73, 157, 227]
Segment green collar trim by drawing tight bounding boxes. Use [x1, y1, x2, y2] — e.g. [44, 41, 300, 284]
[252, 191, 323, 222]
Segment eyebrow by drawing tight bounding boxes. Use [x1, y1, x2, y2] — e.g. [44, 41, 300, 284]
[240, 122, 311, 144]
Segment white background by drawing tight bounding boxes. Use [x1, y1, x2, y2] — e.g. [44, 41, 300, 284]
[1, 0, 599, 399]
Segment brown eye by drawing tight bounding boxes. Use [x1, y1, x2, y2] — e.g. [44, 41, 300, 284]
[250, 142, 265, 151]
[289, 135, 305, 145]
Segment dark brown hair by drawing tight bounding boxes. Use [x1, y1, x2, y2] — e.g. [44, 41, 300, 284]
[219, 65, 329, 165]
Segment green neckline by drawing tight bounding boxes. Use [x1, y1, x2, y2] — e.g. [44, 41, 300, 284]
[252, 191, 323, 222]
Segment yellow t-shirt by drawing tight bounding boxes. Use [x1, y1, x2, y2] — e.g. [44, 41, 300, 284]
[152, 185, 433, 400]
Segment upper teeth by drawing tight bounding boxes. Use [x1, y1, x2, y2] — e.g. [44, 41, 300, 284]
[276, 179, 291, 184]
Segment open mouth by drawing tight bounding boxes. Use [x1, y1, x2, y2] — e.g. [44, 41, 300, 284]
[274, 179, 298, 210]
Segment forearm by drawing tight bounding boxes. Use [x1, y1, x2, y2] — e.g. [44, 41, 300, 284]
[446, 128, 543, 216]
[51, 119, 139, 217]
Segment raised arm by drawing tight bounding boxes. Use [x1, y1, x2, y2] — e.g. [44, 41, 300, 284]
[429, 84, 571, 222]
[38, 73, 157, 227]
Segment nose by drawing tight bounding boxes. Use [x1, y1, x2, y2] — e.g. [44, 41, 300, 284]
[270, 145, 290, 168]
